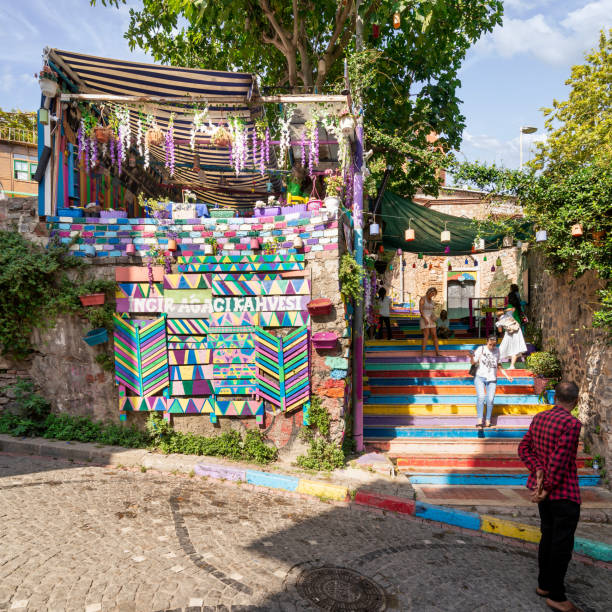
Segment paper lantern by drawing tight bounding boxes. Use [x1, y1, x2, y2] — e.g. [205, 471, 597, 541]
[474, 238, 485, 251]
[405, 228, 415, 241]
[370, 223, 380, 236]
[536, 230, 547, 242]
[571, 223, 583, 237]
[393, 12, 400, 29]
[441, 230, 451, 243]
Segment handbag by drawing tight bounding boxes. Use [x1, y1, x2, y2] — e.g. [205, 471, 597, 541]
[469, 363, 478, 377]
[505, 319, 520, 334]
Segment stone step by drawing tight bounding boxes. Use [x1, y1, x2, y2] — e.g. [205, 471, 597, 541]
[364, 404, 546, 416]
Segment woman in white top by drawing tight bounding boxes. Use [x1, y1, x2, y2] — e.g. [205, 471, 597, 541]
[419, 287, 441, 356]
[496, 306, 528, 370]
[469, 335, 511, 428]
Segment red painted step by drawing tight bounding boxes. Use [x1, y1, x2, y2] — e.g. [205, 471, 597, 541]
[396, 454, 590, 470]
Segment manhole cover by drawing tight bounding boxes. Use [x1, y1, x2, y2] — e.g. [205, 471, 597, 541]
[296, 566, 386, 611]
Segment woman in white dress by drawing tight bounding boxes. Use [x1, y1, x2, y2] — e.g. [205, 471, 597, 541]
[419, 287, 441, 356]
[496, 306, 527, 373]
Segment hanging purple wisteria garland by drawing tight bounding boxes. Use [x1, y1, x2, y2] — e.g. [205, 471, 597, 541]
[165, 124, 175, 176]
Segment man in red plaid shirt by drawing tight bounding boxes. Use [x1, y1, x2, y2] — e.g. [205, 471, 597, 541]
[518, 381, 582, 612]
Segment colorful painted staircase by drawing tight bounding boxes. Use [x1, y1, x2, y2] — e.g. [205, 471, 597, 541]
[364, 326, 598, 488]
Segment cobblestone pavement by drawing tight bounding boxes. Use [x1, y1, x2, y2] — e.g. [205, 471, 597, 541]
[1, 454, 611, 612]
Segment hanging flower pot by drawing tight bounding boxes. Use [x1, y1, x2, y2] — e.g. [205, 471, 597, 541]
[210, 126, 231, 147]
[293, 236, 304, 249]
[94, 126, 112, 144]
[308, 199, 323, 211]
[571, 223, 583, 237]
[502, 235, 513, 247]
[83, 327, 108, 346]
[250, 237, 260, 250]
[536, 230, 547, 242]
[307, 298, 333, 316]
[167, 239, 177, 251]
[339, 113, 356, 135]
[393, 12, 401, 29]
[125, 243, 135, 255]
[79, 293, 106, 307]
[146, 127, 164, 146]
[324, 196, 341, 214]
[312, 331, 339, 350]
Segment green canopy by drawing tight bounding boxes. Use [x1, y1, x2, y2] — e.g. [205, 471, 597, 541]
[379, 191, 525, 255]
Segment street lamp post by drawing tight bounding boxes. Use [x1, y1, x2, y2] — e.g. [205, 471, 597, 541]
[519, 126, 537, 170]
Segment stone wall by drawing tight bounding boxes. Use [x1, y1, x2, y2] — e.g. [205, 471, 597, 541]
[384, 247, 522, 309]
[527, 250, 611, 485]
[0, 196, 46, 243]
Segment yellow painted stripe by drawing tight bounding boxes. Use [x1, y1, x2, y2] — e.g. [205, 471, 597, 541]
[296, 479, 348, 501]
[364, 404, 546, 416]
[480, 515, 541, 543]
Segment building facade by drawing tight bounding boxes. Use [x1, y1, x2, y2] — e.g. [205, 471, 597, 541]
[0, 127, 38, 198]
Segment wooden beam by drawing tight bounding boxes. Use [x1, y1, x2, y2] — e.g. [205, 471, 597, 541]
[60, 93, 347, 105]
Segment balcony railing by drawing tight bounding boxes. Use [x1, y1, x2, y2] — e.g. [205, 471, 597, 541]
[0, 126, 37, 144]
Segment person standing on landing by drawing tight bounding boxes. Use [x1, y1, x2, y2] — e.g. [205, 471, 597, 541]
[497, 306, 528, 370]
[376, 287, 392, 341]
[518, 382, 582, 612]
[469, 335, 511, 428]
[419, 287, 441, 356]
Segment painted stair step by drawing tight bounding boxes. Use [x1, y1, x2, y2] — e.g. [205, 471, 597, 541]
[365, 369, 530, 377]
[406, 473, 600, 487]
[365, 362, 526, 371]
[396, 455, 591, 470]
[365, 385, 535, 395]
[366, 345, 487, 352]
[363, 427, 528, 439]
[366, 339, 485, 346]
[366, 439, 524, 454]
[366, 356, 472, 364]
[364, 415, 535, 427]
[364, 394, 545, 405]
[364, 404, 547, 416]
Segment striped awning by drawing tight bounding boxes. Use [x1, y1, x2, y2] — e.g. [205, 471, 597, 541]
[48, 49, 278, 209]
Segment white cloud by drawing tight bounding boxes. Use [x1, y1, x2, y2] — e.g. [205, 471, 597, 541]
[459, 130, 547, 168]
[473, 0, 612, 66]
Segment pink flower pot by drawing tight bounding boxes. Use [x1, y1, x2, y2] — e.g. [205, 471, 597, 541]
[125, 244, 135, 254]
[312, 331, 339, 350]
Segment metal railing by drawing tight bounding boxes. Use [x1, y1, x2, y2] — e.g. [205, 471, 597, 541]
[0, 126, 37, 144]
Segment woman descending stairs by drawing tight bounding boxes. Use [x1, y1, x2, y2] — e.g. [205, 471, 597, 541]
[363, 318, 599, 492]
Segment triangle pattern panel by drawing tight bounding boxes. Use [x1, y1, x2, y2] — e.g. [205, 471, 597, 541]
[116, 283, 164, 299]
[164, 274, 211, 290]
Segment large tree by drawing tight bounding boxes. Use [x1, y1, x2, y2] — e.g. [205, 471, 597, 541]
[453, 30, 612, 330]
[93, 0, 503, 197]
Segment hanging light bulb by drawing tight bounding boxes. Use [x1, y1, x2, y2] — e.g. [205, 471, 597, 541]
[464, 258, 469, 265]
[412, 262, 416, 268]
[491, 265, 496, 272]
[441, 222, 451, 243]
[474, 259, 478, 267]
[483, 255, 487, 262]
[424, 262, 427, 269]
[393, 12, 401, 29]
[495, 256, 502, 267]
[448, 263, 452, 271]
[417, 252, 423, 259]
[444, 245, 450, 254]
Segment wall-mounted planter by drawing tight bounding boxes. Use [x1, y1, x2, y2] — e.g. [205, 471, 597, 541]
[83, 327, 108, 346]
[79, 293, 106, 307]
[307, 298, 333, 316]
[250, 238, 260, 249]
[312, 331, 338, 350]
[125, 243, 135, 255]
[324, 196, 341, 214]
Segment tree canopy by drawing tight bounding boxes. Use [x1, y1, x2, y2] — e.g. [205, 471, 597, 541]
[453, 29, 612, 330]
[0, 108, 37, 132]
[91, 0, 503, 197]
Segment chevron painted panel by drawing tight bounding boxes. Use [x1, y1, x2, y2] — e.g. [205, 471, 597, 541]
[166, 318, 209, 335]
[113, 314, 169, 397]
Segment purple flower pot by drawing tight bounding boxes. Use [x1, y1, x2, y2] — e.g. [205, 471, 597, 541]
[264, 206, 280, 216]
[281, 204, 307, 214]
[312, 331, 339, 350]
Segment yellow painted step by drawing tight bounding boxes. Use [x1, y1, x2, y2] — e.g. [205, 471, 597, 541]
[364, 404, 548, 416]
[366, 338, 488, 347]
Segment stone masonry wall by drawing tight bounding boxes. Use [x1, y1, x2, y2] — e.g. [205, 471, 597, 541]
[527, 250, 612, 486]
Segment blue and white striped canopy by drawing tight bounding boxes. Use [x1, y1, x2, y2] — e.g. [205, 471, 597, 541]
[49, 49, 277, 209]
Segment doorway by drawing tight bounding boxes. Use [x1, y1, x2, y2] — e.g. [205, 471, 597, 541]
[447, 277, 476, 320]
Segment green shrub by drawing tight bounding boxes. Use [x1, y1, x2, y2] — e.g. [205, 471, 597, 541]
[526, 351, 562, 378]
[296, 439, 345, 471]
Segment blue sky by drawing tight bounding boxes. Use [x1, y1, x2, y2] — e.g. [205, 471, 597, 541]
[1, 1, 610, 170]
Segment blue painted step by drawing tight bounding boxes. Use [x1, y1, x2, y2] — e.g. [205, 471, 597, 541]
[365, 344, 481, 351]
[407, 473, 601, 487]
[364, 427, 527, 439]
[363, 394, 543, 405]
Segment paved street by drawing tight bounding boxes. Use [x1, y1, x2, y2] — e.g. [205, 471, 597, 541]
[1, 454, 611, 612]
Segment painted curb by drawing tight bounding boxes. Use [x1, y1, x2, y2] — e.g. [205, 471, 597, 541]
[296, 479, 348, 500]
[194, 463, 246, 482]
[480, 514, 541, 544]
[415, 502, 481, 531]
[245, 469, 299, 492]
[574, 537, 612, 563]
[354, 490, 415, 515]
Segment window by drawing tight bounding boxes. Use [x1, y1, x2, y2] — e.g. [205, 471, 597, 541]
[13, 160, 29, 181]
[29, 162, 38, 180]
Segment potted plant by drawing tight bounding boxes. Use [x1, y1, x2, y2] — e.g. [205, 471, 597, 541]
[312, 331, 339, 350]
[264, 195, 280, 216]
[250, 237, 260, 250]
[79, 292, 106, 307]
[204, 237, 217, 255]
[307, 298, 333, 316]
[338, 108, 355, 135]
[125, 242, 136, 255]
[166, 229, 178, 252]
[525, 351, 562, 395]
[83, 328, 108, 346]
[38, 65, 59, 98]
[324, 171, 343, 213]
[210, 125, 230, 147]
